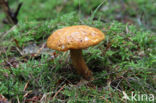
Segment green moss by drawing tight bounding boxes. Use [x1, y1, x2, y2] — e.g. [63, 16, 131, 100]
[0, 0, 155, 102]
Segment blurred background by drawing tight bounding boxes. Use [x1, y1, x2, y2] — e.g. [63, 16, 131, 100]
[0, 0, 156, 32]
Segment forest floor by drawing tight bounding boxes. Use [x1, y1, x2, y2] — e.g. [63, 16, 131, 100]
[0, 0, 155, 102]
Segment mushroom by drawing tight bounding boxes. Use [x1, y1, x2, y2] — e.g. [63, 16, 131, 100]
[47, 25, 105, 80]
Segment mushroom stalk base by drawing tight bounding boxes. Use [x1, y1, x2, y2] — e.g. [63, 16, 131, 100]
[70, 49, 93, 80]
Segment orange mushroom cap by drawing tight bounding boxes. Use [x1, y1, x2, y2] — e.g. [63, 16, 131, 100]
[47, 25, 105, 51]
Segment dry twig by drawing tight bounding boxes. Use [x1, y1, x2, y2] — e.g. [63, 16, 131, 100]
[0, 0, 22, 24]
[0, 25, 17, 40]
[52, 84, 65, 100]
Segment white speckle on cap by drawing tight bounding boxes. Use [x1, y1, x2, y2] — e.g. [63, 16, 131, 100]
[61, 45, 65, 49]
[71, 32, 79, 36]
[85, 37, 89, 41]
[91, 32, 96, 36]
[67, 35, 70, 40]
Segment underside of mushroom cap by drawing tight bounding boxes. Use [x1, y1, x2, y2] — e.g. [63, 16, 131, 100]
[47, 25, 105, 51]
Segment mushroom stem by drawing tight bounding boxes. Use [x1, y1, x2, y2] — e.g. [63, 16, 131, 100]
[70, 49, 93, 80]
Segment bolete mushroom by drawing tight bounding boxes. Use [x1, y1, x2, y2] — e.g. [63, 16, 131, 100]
[47, 25, 105, 80]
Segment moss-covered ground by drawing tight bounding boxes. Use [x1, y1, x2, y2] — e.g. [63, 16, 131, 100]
[0, 0, 155, 102]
